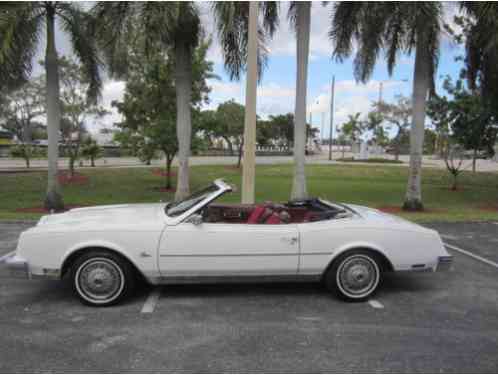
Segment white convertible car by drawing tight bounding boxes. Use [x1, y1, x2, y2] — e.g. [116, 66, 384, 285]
[3, 179, 452, 306]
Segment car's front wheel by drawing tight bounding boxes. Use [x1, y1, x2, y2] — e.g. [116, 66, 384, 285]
[325, 250, 381, 302]
[71, 250, 136, 306]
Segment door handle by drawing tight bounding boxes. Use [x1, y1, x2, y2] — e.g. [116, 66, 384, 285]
[282, 237, 298, 245]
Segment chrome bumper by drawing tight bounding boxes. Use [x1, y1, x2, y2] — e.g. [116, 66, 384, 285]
[436, 255, 453, 272]
[1, 253, 30, 279]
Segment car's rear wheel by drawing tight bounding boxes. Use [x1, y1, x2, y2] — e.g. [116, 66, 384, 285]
[71, 250, 136, 306]
[325, 250, 381, 302]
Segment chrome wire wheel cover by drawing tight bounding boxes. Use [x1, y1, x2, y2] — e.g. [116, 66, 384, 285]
[75, 257, 125, 304]
[336, 254, 380, 299]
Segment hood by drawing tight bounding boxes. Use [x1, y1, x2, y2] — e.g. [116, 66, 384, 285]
[36, 203, 166, 229]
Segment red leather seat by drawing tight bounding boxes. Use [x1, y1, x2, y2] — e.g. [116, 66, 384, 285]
[247, 205, 267, 224]
[303, 211, 317, 222]
[265, 213, 282, 224]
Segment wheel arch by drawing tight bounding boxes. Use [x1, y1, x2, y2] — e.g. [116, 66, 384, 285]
[61, 242, 145, 281]
[321, 243, 394, 280]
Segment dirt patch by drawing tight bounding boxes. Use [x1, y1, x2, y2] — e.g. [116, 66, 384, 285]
[151, 186, 175, 193]
[57, 171, 89, 185]
[151, 168, 177, 177]
[225, 165, 241, 171]
[15, 204, 86, 213]
[376, 206, 447, 214]
[478, 204, 498, 212]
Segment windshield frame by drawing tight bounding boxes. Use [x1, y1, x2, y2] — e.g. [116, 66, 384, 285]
[165, 184, 219, 217]
[162, 179, 232, 226]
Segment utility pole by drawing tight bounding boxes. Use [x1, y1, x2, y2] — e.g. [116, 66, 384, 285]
[328, 75, 335, 161]
[378, 81, 383, 104]
[308, 111, 313, 149]
[241, 2, 258, 204]
[321, 112, 325, 143]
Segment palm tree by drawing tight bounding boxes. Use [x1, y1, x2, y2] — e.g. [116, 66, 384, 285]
[460, 3, 498, 106]
[212, 2, 278, 203]
[0, 2, 102, 210]
[93, 2, 201, 201]
[289, 2, 311, 200]
[215, 2, 310, 200]
[330, 2, 442, 211]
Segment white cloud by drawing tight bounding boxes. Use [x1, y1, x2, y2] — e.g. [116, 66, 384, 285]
[206, 79, 296, 118]
[267, 2, 332, 58]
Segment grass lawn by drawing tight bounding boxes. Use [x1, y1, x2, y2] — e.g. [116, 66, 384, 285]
[1, 163, 497, 222]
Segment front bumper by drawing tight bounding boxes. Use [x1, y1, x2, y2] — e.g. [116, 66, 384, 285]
[436, 255, 453, 272]
[1, 253, 30, 279]
[1, 252, 61, 280]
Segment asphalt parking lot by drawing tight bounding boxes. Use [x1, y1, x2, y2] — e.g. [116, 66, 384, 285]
[0, 221, 497, 373]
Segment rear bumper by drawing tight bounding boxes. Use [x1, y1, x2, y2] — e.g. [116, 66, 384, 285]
[436, 255, 453, 272]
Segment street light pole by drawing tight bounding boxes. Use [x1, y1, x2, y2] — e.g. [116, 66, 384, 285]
[241, 1, 258, 204]
[328, 75, 335, 161]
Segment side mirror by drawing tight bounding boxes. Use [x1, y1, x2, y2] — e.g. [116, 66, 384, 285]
[186, 214, 203, 226]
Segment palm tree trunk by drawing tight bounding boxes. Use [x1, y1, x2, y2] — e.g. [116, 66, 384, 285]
[291, 2, 310, 200]
[237, 138, 244, 168]
[472, 148, 477, 173]
[165, 153, 173, 190]
[403, 33, 430, 211]
[23, 122, 31, 169]
[174, 41, 193, 201]
[241, 1, 258, 204]
[44, 8, 64, 210]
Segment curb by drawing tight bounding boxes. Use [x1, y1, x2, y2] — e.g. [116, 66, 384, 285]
[0, 220, 38, 225]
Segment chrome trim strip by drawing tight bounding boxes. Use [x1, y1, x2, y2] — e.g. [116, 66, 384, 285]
[159, 252, 299, 257]
[301, 252, 333, 256]
[150, 274, 321, 285]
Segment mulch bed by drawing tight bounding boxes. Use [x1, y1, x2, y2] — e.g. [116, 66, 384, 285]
[15, 204, 86, 213]
[478, 204, 498, 212]
[376, 206, 447, 214]
[151, 168, 177, 177]
[57, 171, 89, 185]
[151, 186, 175, 193]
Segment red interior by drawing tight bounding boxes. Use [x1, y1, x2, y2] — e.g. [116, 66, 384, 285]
[204, 204, 319, 224]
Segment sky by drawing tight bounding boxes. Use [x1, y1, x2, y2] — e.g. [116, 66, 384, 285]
[32, 1, 465, 139]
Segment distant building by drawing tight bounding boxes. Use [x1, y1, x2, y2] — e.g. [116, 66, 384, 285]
[93, 131, 117, 146]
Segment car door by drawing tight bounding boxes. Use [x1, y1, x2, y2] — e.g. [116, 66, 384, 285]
[158, 221, 300, 278]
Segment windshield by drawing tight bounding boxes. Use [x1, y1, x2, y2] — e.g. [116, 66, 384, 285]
[165, 184, 219, 217]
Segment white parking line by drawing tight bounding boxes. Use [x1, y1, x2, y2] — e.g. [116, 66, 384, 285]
[368, 299, 384, 309]
[140, 288, 161, 313]
[0, 251, 15, 263]
[441, 234, 459, 241]
[444, 243, 498, 269]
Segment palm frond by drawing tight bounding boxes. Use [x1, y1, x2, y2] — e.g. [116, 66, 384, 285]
[329, 1, 364, 61]
[212, 1, 276, 81]
[0, 3, 44, 90]
[57, 3, 103, 102]
[348, 3, 393, 83]
[91, 1, 135, 78]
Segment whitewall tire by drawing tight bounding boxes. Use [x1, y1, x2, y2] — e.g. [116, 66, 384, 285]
[325, 250, 381, 301]
[71, 250, 135, 306]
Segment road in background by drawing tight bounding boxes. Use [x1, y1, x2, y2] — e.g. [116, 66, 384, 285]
[1, 152, 497, 172]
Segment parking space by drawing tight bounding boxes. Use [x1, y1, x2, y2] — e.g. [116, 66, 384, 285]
[0, 222, 497, 372]
[426, 221, 498, 264]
